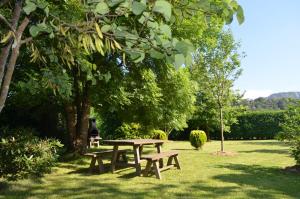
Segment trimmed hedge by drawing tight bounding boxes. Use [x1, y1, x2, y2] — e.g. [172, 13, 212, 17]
[218, 110, 285, 140]
[190, 130, 207, 149]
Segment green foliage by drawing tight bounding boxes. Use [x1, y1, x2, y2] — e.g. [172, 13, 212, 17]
[190, 130, 207, 150]
[228, 111, 285, 140]
[278, 104, 300, 165]
[0, 129, 63, 181]
[192, 28, 243, 151]
[115, 123, 146, 139]
[158, 67, 196, 134]
[151, 130, 168, 140]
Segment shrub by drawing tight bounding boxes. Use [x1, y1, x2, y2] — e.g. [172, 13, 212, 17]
[290, 137, 300, 165]
[190, 130, 207, 150]
[0, 132, 63, 181]
[115, 123, 144, 139]
[277, 104, 300, 165]
[151, 130, 168, 140]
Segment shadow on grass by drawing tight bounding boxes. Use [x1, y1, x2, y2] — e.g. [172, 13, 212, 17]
[239, 149, 289, 155]
[241, 141, 287, 147]
[172, 148, 196, 151]
[209, 164, 300, 198]
[0, 181, 9, 191]
[0, 177, 178, 199]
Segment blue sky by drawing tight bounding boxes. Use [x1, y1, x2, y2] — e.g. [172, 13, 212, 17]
[230, 0, 300, 99]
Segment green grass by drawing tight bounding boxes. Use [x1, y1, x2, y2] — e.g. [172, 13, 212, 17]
[1, 140, 299, 199]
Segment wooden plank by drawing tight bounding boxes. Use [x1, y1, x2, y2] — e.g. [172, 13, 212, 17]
[103, 139, 164, 146]
[156, 144, 163, 168]
[111, 145, 119, 173]
[153, 161, 162, 180]
[174, 155, 181, 170]
[167, 156, 173, 166]
[89, 157, 96, 172]
[143, 160, 153, 177]
[96, 157, 105, 173]
[133, 145, 142, 175]
[159, 164, 174, 172]
[142, 151, 179, 161]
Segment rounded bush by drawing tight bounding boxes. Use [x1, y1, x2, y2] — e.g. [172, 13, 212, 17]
[151, 130, 168, 140]
[190, 130, 207, 150]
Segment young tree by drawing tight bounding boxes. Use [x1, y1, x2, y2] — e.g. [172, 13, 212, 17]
[194, 29, 243, 152]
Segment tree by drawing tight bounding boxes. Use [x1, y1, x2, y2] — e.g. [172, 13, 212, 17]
[158, 66, 196, 135]
[0, 0, 50, 113]
[1, 0, 244, 152]
[193, 29, 243, 152]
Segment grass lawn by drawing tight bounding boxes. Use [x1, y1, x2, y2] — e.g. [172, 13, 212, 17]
[0, 140, 299, 199]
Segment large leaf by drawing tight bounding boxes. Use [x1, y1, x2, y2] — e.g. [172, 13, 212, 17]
[236, 5, 245, 25]
[174, 54, 185, 68]
[29, 26, 40, 37]
[160, 24, 171, 38]
[95, 2, 110, 15]
[23, 0, 37, 15]
[175, 40, 195, 56]
[153, 0, 172, 21]
[132, 1, 146, 15]
[150, 49, 164, 59]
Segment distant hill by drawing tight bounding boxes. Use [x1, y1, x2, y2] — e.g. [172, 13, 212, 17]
[267, 92, 300, 99]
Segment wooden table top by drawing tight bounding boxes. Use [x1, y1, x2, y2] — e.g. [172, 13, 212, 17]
[102, 139, 164, 146]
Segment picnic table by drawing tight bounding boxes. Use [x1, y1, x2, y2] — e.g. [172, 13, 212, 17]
[102, 139, 164, 175]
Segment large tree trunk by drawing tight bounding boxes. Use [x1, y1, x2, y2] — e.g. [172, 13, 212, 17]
[64, 78, 91, 153]
[220, 107, 225, 152]
[77, 97, 90, 151]
[65, 104, 76, 150]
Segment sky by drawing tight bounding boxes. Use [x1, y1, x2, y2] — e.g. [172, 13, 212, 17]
[230, 0, 300, 99]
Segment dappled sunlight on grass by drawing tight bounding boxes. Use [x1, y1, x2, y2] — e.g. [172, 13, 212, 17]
[0, 140, 299, 199]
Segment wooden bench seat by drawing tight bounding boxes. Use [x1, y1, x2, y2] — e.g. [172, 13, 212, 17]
[84, 149, 128, 173]
[142, 150, 180, 179]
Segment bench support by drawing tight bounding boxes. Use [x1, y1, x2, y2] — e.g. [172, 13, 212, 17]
[85, 150, 127, 173]
[143, 153, 180, 180]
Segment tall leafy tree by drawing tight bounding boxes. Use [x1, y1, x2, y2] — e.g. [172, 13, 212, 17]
[193, 29, 243, 152]
[1, 0, 244, 151]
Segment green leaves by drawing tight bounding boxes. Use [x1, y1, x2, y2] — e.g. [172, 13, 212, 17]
[29, 23, 52, 37]
[236, 5, 245, 25]
[23, 0, 49, 15]
[95, 2, 110, 15]
[132, 1, 146, 15]
[174, 54, 185, 68]
[175, 40, 195, 56]
[153, 0, 172, 21]
[24, 0, 37, 15]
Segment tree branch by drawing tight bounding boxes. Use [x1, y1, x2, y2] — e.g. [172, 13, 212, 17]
[16, 17, 30, 37]
[0, 14, 16, 33]
[20, 37, 33, 45]
[0, 0, 11, 7]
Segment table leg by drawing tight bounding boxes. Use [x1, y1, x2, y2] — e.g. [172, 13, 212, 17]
[111, 145, 119, 173]
[139, 145, 144, 155]
[133, 145, 142, 176]
[156, 144, 163, 168]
